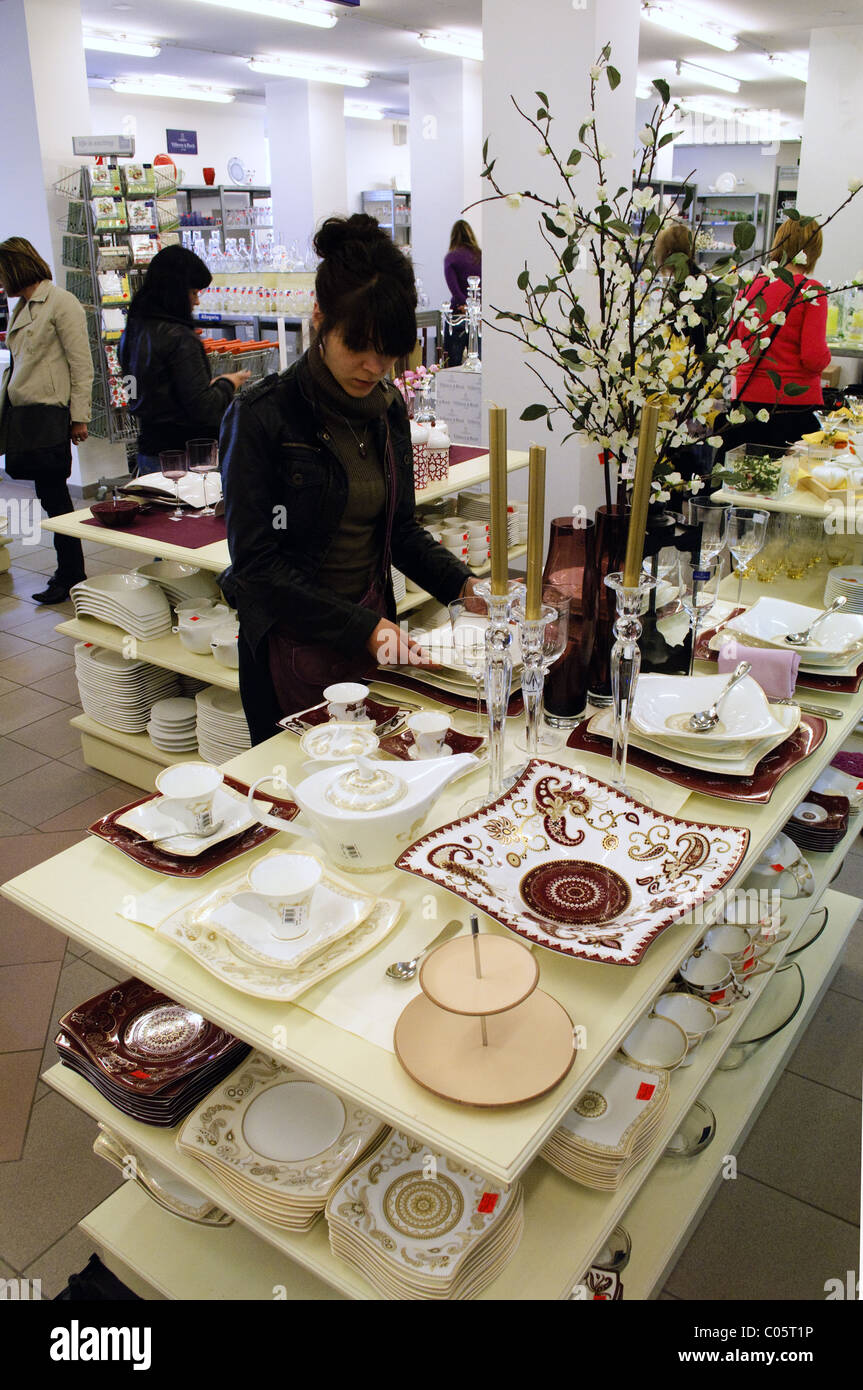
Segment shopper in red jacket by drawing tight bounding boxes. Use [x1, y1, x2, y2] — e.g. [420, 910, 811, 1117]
[719, 218, 830, 455]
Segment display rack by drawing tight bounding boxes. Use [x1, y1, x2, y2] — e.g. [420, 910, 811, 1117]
[176, 185, 272, 253]
[361, 189, 410, 247]
[694, 190, 767, 260]
[771, 162, 799, 234]
[631, 179, 695, 239]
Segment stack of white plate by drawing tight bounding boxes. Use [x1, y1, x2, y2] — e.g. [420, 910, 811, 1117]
[75, 643, 180, 733]
[134, 560, 221, 607]
[540, 1057, 670, 1190]
[326, 1130, 524, 1299]
[457, 490, 526, 547]
[179, 674, 209, 698]
[195, 685, 251, 763]
[178, 1053, 387, 1232]
[390, 566, 407, 604]
[147, 697, 198, 753]
[70, 573, 172, 640]
[825, 566, 863, 614]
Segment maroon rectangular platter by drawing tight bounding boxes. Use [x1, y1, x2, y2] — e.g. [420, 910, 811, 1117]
[566, 715, 827, 804]
[278, 696, 401, 735]
[374, 666, 524, 716]
[378, 728, 486, 760]
[87, 773, 299, 878]
[696, 620, 863, 694]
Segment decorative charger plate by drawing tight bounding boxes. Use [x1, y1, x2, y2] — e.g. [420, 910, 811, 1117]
[395, 760, 750, 966]
[378, 728, 486, 761]
[374, 666, 524, 716]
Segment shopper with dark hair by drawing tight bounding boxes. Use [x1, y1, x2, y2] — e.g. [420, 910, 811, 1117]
[119, 245, 249, 474]
[443, 219, 482, 366]
[0, 236, 93, 604]
[220, 213, 477, 743]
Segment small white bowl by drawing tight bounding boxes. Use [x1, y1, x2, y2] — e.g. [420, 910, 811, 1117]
[620, 1014, 688, 1070]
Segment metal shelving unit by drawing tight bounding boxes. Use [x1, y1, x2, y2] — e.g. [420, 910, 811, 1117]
[771, 162, 799, 234]
[694, 190, 768, 260]
[177, 185, 272, 252]
[361, 189, 410, 247]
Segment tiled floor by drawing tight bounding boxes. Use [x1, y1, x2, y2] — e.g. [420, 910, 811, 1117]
[0, 478, 860, 1300]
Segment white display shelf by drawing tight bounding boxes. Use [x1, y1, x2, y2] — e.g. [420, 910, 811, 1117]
[70, 713, 206, 791]
[43, 513, 230, 574]
[70, 713, 202, 769]
[396, 544, 528, 616]
[413, 449, 528, 506]
[56, 616, 239, 691]
[80, 1184, 347, 1302]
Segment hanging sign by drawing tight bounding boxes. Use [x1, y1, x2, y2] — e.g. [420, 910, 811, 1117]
[166, 129, 198, 156]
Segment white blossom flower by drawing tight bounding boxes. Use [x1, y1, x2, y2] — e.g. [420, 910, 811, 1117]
[654, 488, 671, 503]
[689, 477, 705, 493]
[794, 252, 808, 265]
[589, 64, 603, 79]
[757, 408, 770, 422]
[708, 435, 723, 448]
[632, 186, 657, 212]
[666, 471, 682, 486]
[803, 286, 818, 298]
[596, 186, 609, 203]
[638, 126, 656, 147]
[538, 144, 551, 156]
[563, 164, 579, 177]
[597, 143, 614, 159]
[506, 193, 523, 209]
[728, 408, 746, 425]
[771, 311, 786, 326]
[849, 178, 863, 193]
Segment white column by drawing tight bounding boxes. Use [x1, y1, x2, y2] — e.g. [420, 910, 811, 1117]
[408, 58, 483, 308]
[481, 0, 640, 523]
[797, 26, 863, 287]
[266, 81, 347, 253]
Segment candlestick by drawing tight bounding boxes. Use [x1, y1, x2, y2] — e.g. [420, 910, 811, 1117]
[622, 403, 660, 586]
[488, 405, 509, 595]
[525, 444, 546, 620]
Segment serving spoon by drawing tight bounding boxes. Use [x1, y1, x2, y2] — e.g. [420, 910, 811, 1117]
[386, 919, 462, 981]
[688, 662, 751, 733]
[784, 595, 847, 646]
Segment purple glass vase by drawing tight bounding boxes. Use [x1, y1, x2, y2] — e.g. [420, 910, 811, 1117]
[541, 516, 598, 724]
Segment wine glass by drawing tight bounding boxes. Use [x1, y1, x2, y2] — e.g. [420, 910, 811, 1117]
[159, 451, 188, 522]
[727, 507, 769, 607]
[186, 438, 219, 516]
[448, 599, 487, 734]
[515, 590, 570, 752]
[686, 498, 730, 566]
[678, 554, 723, 677]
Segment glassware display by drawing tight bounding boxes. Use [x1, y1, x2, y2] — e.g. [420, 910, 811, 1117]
[159, 450, 188, 522]
[448, 599, 487, 735]
[603, 571, 657, 797]
[441, 275, 482, 373]
[686, 498, 730, 566]
[541, 516, 598, 726]
[727, 507, 770, 605]
[513, 590, 570, 753]
[186, 439, 219, 517]
[678, 554, 723, 677]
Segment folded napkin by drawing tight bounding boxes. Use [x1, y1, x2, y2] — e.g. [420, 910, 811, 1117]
[718, 640, 800, 700]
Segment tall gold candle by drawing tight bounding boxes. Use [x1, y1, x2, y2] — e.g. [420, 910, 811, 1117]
[622, 403, 660, 587]
[488, 405, 509, 594]
[525, 444, 547, 619]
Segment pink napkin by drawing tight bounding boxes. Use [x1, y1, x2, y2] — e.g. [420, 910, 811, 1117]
[717, 640, 800, 700]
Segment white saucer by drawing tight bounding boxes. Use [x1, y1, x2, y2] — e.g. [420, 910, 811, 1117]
[115, 785, 270, 855]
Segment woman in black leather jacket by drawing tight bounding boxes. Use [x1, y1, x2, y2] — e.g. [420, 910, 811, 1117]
[119, 246, 249, 474]
[219, 215, 477, 744]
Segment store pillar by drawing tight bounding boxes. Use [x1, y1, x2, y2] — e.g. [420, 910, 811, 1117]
[797, 26, 863, 287]
[266, 81, 348, 254]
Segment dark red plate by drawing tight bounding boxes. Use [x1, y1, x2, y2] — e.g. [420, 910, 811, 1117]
[566, 715, 827, 804]
[375, 666, 524, 715]
[87, 773, 299, 878]
[696, 619, 863, 694]
[378, 728, 486, 760]
[277, 697, 401, 735]
[784, 790, 849, 850]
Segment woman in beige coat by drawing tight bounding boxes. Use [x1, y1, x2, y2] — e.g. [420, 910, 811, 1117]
[0, 237, 94, 603]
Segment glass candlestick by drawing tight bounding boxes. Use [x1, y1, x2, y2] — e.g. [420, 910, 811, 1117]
[459, 578, 524, 814]
[512, 593, 570, 753]
[603, 572, 656, 798]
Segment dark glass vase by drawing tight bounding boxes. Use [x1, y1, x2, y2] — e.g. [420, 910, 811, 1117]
[541, 516, 598, 724]
[586, 504, 628, 706]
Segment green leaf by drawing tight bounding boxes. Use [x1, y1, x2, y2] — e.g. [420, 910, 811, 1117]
[775, 267, 795, 287]
[546, 415, 554, 431]
[521, 403, 549, 421]
[536, 90, 549, 108]
[765, 370, 781, 390]
[658, 131, 676, 148]
[567, 150, 582, 168]
[642, 212, 661, 235]
[597, 204, 612, 222]
[560, 349, 582, 364]
[785, 207, 800, 221]
[733, 221, 757, 252]
[753, 295, 767, 316]
[607, 65, 621, 90]
[783, 382, 809, 397]
[542, 212, 566, 238]
[536, 109, 548, 121]
[517, 269, 530, 291]
[600, 42, 611, 61]
[561, 243, 576, 273]
[482, 137, 489, 163]
[652, 78, 670, 104]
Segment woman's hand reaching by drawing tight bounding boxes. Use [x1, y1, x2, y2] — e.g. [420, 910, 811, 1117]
[366, 618, 435, 667]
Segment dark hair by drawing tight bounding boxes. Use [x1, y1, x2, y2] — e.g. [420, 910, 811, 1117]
[313, 214, 417, 358]
[127, 245, 212, 324]
[0, 237, 52, 295]
[449, 220, 480, 256]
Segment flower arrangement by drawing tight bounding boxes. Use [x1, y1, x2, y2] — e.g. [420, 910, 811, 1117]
[476, 45, 862, 503]
[392, 363, 440, 411]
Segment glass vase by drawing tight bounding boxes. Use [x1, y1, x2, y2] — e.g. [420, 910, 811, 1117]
[541, 517, 598, 725]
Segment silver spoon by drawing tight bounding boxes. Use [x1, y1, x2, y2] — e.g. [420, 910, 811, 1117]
[784, 595, 847, 646]
[688, 661, 751, 733]
[131, 820, 225, 846]
[386, 919, 462, 981]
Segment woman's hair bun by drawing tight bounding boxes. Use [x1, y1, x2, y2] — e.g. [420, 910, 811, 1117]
[313, 214, 383, 259]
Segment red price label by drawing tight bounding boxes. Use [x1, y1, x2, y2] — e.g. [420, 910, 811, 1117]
[477, 1192, 499, 1214]
[130, 1069, 151, 1079]
[770, 863, 784, 872]
[636, 1082, 655, 1101]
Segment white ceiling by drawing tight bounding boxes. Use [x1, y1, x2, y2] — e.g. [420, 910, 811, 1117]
[80, 0, 863, 129]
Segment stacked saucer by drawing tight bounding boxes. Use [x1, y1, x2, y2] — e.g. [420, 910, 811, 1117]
[75, 643, 180, 733]
[540, 1057, 670, 1190]
[196, 685, 251, 763]
[326, 1131, 524, 1300]
[178, 1053, 387, 1231]
[824, 566, 863, 615]
[458, 491, 527, 547]
[148, 696, 199, 753]
[56, 977, 250, 1127]
[70, 573, 173, 640]
[784, 790, 850, 853]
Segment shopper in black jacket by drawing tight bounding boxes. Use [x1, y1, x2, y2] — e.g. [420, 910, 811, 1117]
[119, 246, 249, 474]
[220, 214, 476, 744]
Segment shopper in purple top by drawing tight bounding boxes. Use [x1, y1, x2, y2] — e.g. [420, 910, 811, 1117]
[443, 220, 481, 366]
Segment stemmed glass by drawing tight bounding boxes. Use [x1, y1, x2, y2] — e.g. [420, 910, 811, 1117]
[727, 507, 769, 607]
[159, 451, 188, 522]
[678, 554, 723, 677]
[186, 438, 219, 516]
[448, 599, 487, 735]
[514, 589, 570, 752]
[686, 498, 730, 567]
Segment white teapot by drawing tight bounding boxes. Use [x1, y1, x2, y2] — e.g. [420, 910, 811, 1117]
[246, 754, 476, 872]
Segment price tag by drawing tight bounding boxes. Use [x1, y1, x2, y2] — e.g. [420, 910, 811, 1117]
[130, 1069, 151, 1079]
[477, 1192, 499, 1214]
[636, 1082, 655, 1101]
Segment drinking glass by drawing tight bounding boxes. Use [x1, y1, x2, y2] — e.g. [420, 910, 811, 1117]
[514, 589, 570, 752]
[159, 451, 188, 522]
[186, 438, 219, 516]
[448, 599, 487, 734]
[678, 555, 723, 676]
[686, 498, 730, 566]
[727, 507, 769, 606]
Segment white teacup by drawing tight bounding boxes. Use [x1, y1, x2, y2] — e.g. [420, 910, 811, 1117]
[155, 763, 223, 834]
[679, 949, 748, 1007]
[324, 682, 369, 723]
[248, 853, 322, 940]
[654, 991, 718, 1044]
[407, 711, 452, 758]
[704, 923, 771, 967]
[620, 1014, 688, 1071]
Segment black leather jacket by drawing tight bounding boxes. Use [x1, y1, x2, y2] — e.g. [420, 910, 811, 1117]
[119, 313, 235, 455]
[218, 354, 471, 657]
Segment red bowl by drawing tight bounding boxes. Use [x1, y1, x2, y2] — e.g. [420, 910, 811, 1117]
[90, 499, 143, 529]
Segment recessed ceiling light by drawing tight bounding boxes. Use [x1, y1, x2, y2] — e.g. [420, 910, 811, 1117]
[84, 34, 161, 58]
[110, 78, 236, 102]
[641, 3, 738, 52]
[677, 59, 741, 93]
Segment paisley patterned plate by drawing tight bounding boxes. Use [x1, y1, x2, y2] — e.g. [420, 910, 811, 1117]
[396, 760, 750, 966]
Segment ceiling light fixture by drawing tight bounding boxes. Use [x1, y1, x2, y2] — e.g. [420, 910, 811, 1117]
[110, 78, 236, 103]
[83, 34, 161, 58]
[190, 0, 337, 27]
[677, 59, 740, 93]
[765, 52, 809, 83]
[248, 57, 369, 87]
[418, 32, 483, 62]
[641, 2, 738, 52]
[344, 101, 385, 120]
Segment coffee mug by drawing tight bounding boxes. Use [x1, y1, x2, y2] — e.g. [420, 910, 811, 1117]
[407, 711, 451, 757]
[248, 853, 322, 940]
[155, 763, 223, 834]
[324, 682, 369, 722]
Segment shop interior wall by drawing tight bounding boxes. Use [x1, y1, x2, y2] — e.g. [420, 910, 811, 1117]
[671, 141, 787, 196]
[344, 120, 411, 216]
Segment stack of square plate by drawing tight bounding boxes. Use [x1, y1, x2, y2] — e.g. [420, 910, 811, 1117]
[93, 1125, 232, 1226]
[177, 1053, 387, 1231]
[825, 567, 863, 616]
[326, 1130, 524, 1300]
[540, 1057, 670, 1190]
[71, 573, 173, 640]
[134, 560, 222, 608]
[75, 643, 181, 733]
[196, 685, 251, 763]
[148, 696, 198, 753]
[56, 977, 250, 1127]
[784, 790, 850, 853]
